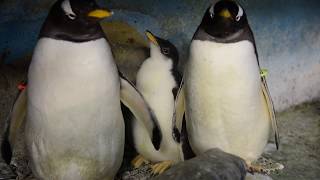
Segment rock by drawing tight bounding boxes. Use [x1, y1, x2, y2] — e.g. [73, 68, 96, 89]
[154, 148, 247, 180]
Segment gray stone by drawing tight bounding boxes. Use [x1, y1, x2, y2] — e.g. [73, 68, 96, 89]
[154, 148, 247, 180]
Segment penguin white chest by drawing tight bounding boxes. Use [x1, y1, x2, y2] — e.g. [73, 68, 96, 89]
[185, 40, 270, 162]
[133, 58, 181, 162]
[27, 38, 124, 179]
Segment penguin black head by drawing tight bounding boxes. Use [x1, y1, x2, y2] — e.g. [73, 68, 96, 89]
[200, 0, 248, 39]
[40, 0, 113, 42]
[144, 30, 182, 96]
[145, 30, 179, 67]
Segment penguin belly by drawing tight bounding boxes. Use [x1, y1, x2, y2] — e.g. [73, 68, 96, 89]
[133, 59, 181, 162]
[26, 38, 124, 180]
[185, 40, 270, 163]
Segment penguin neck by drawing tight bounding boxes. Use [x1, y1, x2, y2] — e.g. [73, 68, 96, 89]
[148, 45, 181, 88]
[39, 5, 105, 43]
[149, 45, 166, 62]
[194, 24, 255, 44]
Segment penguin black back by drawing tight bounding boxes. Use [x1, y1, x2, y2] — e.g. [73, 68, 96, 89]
[40, 0, 109, 42]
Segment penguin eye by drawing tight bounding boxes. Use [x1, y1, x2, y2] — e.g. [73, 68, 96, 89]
[236, 5, 243, 22]
[162, 48, 169, 55]
[209, 5, 214, 19]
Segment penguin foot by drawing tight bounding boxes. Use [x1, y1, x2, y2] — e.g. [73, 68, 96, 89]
[151, 160, 174, 175]
[131, 155, 150, 168]
[246, 163, 264, 174]
[251, 157, 284, 175]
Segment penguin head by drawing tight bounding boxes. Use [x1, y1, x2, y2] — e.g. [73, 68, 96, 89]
[200, 0, 248, 38]
[145, 30, 179, 67]
[60, 0, 113, 22]
[40, 0, 113, 42]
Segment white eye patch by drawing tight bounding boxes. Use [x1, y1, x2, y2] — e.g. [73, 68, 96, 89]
[209, 5, 214, 18]
[236, 5, 243, 21]
[61, 0, 76, 20]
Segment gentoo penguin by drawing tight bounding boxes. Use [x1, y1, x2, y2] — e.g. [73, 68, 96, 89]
[175, 0, 279, 169]
[24, 0, 161, 179]
[131, 31, 183, 174]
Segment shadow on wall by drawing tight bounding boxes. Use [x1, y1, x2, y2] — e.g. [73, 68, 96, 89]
[0, 0, 319, 111]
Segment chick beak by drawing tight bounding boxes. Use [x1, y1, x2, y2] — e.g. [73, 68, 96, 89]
[145, 30, 159, 46]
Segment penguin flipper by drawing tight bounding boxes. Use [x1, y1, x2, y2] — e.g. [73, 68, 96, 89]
[180, 115, 196, 160]
[172, 78, 185, 143]
[1, 88, 27, 164]
[261, 77, 280, 149]
[119, 75, 162, 150]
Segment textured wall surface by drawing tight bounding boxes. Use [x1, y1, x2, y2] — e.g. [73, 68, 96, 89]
[0, 0, 319, 111]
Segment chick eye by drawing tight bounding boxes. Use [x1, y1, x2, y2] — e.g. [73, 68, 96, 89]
[162, 48, 169, 55]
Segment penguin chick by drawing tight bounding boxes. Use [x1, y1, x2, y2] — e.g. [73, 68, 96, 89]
[175, 0, 279, 171]
[25, 0, 161, 179]
[131, 31, 183, 174]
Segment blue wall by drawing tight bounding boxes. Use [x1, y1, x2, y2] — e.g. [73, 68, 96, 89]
[0, 0, 319, 110]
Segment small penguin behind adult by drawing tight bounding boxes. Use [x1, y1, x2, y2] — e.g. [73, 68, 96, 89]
[130, 31, 184, 174]
[1, 0, 162, 179]
[175, 0, 280, 173]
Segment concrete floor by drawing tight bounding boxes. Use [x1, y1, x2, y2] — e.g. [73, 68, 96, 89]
[270, 101, 320, 180]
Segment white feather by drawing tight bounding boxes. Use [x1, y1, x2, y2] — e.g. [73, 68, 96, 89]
[133, 43, 182, 162]
[185, 40, 270, 163]
[26, 38, 123, 179]
[209, 5, 214, 18]
[236, 5, 244, 21]
[61, 0, 76, 20]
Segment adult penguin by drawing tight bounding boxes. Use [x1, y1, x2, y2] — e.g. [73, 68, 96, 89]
[174, 0, 279, 171]
[15, 0, 162, 179]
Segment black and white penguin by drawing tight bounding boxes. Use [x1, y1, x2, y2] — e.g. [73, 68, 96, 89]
[25, 0, 161, 179]
[131, 31, 183, 174]
[175, 0, 279, 169]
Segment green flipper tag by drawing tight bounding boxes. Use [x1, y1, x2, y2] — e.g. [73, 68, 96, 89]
[260, 69, 268, 77]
